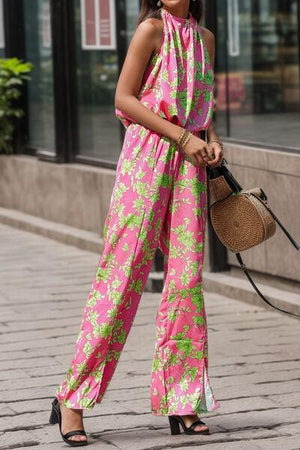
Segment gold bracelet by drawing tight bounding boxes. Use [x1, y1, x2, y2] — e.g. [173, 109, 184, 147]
[178, 128, 192, 145]
[181, 131, 192, 149]
[177, 128, 186, 146]
[208, 139, 224, 149]
[178, 129, 191, 146]
[178, 130, 189, 147]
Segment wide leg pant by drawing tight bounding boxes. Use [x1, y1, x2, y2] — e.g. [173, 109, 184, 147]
[55, 122, 220, 415]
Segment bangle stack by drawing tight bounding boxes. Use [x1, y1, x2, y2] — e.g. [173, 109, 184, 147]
[177, 128, 192, 150]
[208, 139, 224, 150]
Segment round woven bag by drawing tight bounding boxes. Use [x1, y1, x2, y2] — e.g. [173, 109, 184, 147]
[206, 160, 300, 317]
[210, 190, 277, 253]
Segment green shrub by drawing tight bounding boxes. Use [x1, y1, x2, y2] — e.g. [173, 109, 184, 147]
[0, 57, 33, 153]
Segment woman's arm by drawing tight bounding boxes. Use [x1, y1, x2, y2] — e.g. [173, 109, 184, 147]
[115, 17, 220, 167]
[114, 19, 183, 143]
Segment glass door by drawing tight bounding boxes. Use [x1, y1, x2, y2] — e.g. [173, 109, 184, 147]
[214, 0, 300, 150]
[74, 0, 140, 163]
[23, 0, 55, 152]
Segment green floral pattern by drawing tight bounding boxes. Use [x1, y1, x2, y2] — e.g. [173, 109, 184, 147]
[115, 7, 214, 134]
[55, 7, 219, 416]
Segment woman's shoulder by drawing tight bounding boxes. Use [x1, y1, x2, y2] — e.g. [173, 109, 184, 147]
[135, 17, 163, 54]
[137, 16, 163, 35]
[199, 26, 215, 45]
[198, 26, 215, 65]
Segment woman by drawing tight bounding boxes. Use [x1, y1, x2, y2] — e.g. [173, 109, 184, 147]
[49, 0, 222, 445]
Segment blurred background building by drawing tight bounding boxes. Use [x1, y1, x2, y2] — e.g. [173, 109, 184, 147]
[0, 0, 299, 293]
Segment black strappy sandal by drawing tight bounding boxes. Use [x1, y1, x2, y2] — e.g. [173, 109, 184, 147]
[168, 415, 210, 435]
[49, 397, 88, 446]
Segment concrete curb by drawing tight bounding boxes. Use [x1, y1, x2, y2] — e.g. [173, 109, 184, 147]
[0, 206, 299, 317]
[0, 206, 102, 253]
[203, 270, 300, 318]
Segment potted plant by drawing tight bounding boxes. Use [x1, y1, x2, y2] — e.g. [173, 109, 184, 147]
[0, 57, 33, 153]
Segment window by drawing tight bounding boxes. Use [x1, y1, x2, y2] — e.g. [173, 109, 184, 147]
[126, 0, 140, 47]
[215, 0, 300, 150]
[73, 0, 143, 163]
[74, 0, 120, 161]
[23, 0, 55, 152]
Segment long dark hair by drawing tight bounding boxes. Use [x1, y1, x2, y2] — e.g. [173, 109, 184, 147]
[136, 0, 204, 27]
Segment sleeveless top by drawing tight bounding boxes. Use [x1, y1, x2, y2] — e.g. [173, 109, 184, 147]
[115, 7, 214, 133]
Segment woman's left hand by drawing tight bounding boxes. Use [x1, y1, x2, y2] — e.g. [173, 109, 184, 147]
[205, 141, 224, 168]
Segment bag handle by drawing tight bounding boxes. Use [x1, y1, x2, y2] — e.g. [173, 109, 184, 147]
[246, 191, 300, 251]
[235, 252, 300, 318]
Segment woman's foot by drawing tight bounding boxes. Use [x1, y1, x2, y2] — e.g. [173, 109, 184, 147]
[180, 414, 209, 432]
[60, 403, 88, 443]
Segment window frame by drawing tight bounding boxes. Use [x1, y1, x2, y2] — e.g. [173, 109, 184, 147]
[206, 0, 300, 155]
[5, 0, 300, 163]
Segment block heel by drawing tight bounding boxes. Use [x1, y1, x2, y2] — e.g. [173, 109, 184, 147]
[168, 416, 181, 434]
[49, 405, 58, 424]
[168, 415, 210, 435]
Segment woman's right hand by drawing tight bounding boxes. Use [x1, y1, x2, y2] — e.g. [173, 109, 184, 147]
[179, 134, 223, 168]
[179, 134, 210, 167]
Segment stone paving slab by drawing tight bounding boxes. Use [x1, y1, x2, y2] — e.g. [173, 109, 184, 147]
[0, 223, 299, 449]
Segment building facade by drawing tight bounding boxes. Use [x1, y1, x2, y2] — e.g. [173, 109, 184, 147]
[0, 0, 299, 289]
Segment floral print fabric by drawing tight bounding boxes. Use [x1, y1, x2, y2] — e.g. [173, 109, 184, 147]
[115, 7, 214, 133]
[55, 7, 220, 415]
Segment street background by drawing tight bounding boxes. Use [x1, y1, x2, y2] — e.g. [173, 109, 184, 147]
[0, 2, 300, 448]
[1, 223, 299, 450]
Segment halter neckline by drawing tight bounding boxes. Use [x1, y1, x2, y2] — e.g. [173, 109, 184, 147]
[161, 8, 193, 25]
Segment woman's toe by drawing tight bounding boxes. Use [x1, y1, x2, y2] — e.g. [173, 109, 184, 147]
[69, 434, 87, 442]
[194, 424, 209, 432]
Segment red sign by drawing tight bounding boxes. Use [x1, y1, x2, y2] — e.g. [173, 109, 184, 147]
[81, 0, 116, 50]
[84, 0, 96, 46]
[99, 0, 111, 47]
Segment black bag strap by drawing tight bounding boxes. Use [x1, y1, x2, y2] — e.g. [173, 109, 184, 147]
[235, 192, 300, 317]
[247, 191, 300, 251]
[235, 252, 300, 318]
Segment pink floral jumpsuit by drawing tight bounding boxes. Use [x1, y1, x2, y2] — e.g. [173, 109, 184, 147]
[55, 7, 220, 416]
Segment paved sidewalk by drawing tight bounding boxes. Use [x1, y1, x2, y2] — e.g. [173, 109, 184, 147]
[0, 223, 299, 450]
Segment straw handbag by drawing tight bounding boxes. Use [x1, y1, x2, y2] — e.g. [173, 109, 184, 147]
[205, 158, 300, 317]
